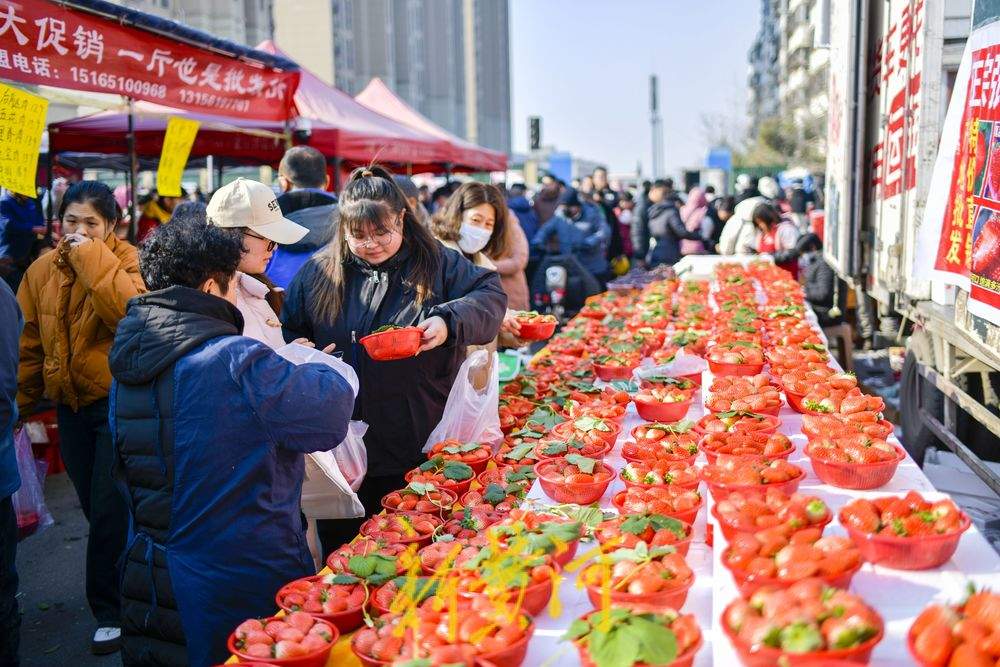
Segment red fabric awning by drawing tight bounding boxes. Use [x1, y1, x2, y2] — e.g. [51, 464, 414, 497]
[0, 0, 298, 120]
[355, 77, 507, 172]
[47, 105, 288, 164]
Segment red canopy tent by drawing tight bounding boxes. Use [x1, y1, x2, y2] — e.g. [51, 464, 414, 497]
[355, 77, 507, 172]
[48, 44, 460, 174]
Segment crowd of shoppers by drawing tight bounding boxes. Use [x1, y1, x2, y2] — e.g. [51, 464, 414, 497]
[0, 152, 837, 666]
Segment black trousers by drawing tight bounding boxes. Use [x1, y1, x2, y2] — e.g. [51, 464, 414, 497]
[0, 495, 19, 667]
[56, 399, 129, 626]
[316, 474, 407, 558]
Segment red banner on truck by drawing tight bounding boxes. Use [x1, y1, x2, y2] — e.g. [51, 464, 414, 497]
[0, 0, 298, 120]
[933, 35, 1000, 323]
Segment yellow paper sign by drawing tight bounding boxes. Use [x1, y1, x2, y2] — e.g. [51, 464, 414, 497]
[156, 117, 200, 197]
[0, 83, 48, 198]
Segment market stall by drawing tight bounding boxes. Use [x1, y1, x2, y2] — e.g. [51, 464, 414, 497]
[226, 259, 1000, 667]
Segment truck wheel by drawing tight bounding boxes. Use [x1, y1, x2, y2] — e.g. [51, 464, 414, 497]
[900, 350, 943, 466]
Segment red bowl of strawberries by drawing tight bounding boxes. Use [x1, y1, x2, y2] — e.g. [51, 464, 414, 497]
[228, 613, 339, 666]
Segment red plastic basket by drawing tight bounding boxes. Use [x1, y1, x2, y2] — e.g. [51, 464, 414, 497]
[710, 504, 832, 542]
[359, 513, 441, 549]
[619, 471, 701, 494]
[533, 440, 612, 464]
[228, 616, 338, 667]
[574, 616, 702, 667]
[534, 461, 613, 505]
[610, 490, 702, 526]
[805, 445, 906, 490]
[359, 326, 423, 361]
[274, 577, 365, 634]
[839, 512, 971, 570]
[403, 469, 474, 498]
[704, 466, 805, 502]
[708, 359, 765, 377]
[785, 390, 807, 413]
[459, 571, 556, 617]
[701, 443, 794, 465]
[633, 397, 693, 422]
[584, 573, 694, 612]
[721, 603, 883, 666]
[721, 548, 862, 598]
[517, 320, 557, 341]
[380, 488, 458, 518]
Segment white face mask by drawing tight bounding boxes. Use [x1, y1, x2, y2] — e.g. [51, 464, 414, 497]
[457, 222, 492, 254]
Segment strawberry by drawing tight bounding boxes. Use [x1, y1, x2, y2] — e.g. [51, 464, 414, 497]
[965, 591, 1000, 629]
[948, 643, 993, 667]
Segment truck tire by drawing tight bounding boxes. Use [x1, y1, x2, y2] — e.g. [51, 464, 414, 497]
[900, 350, 943, 466]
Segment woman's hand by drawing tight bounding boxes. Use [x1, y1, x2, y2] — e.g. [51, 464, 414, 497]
[500, 309, 522, 336]
[291, 338, 337, 354]
[63, 232, 91, 247]
[416, 316, 448, 353]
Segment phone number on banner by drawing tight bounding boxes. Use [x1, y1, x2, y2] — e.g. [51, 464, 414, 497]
[178, 89, 251, 114]
[70, 67, 167, 99]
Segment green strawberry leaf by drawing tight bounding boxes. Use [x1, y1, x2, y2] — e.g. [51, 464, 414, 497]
[327, 573, 361, 585]
[505, 442, 537, 462]
[348, 555, 376, 578]
[566, 453, 597, 474]
[483, 483, 508, 505]
[442, 460, 473, 481]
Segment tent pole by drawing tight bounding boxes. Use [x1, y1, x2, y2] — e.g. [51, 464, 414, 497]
[216, 158, 224, 190]
[126, 97, 139, 244]
[333, 157, 342, 192]
[444, 163, 452, 185]
[45, 150, 53, 242]
[407, 163, 413, 177]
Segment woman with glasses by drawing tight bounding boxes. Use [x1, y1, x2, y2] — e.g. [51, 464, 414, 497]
[281, 165, 507, 555]
[205, 178, 311, 349]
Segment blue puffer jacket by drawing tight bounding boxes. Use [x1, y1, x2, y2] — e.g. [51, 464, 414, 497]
[267, 190, 339, 289]
[530, 205, 610, 277]
[507, 195, 539, 241]
[108, 286, 354, 667]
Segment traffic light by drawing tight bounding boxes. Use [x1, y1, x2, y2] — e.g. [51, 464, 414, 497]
[529, 116, 541, 151]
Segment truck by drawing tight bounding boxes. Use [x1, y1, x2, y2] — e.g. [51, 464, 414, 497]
[825, 0, 1000, 495]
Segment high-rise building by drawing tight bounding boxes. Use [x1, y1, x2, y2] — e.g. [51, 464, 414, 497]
[110, 0, 274, 48]
[746, 0, 830, 157]
[747, 0, 781, 137]
[273, 0, 511, 154]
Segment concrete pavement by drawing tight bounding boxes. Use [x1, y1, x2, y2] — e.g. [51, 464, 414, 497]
[15, 473, 120, 667]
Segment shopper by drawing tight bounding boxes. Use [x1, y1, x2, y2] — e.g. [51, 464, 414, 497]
[0, 280, 20, 667]
[752, 202, 802, 278]
[137, 190, 181, 241]
[16, 181, 143, 654]
[269, 146, 339, 289]
[532, 188, 610, 282]
[507, 183, 539, 241]
[615, 191, 636, 258]
[592, 167, 625, 264]
[0, 190, 43, 291]
[798, 233, 845, 326]
[431, 182, 526, 343]
[720, 176, 780, 255]
[281, 166, 506, 554]
[393, 175, 432, 228]
[110, 219, 354, 667]
[532, 174, 563, 224]
[631, 182, 706, 267]
[206, 178, 309, 347]
[679, 186, 712, 256]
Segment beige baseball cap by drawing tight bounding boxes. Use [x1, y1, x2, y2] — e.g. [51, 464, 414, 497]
[206, 177, 308, 244]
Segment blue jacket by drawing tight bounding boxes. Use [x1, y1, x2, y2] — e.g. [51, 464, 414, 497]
[531, 205, 610, 277]
[267, 190, 339, 289]
[108, 286, 354, 666]
[507, 196, 539, 241]
[0, 280, 21, 500]
[0, 191, 41, 261]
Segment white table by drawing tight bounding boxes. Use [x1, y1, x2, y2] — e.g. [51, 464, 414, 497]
[518, 378, 1000, 666]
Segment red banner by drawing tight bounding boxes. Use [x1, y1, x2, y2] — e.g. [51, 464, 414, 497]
[935, 42, 1000, 319]
[0, 0, 298, 120]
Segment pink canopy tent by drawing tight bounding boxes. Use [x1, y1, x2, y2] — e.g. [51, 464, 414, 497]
[355, 77, 507, 172]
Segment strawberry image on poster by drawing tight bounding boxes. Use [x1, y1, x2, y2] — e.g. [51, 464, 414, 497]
[975, 128, 989, 195]
[988, 136, 1000, 198]
[971, 212, 1000, 281]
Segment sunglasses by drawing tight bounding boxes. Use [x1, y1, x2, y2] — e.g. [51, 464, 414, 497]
[243, 228, 277, 251]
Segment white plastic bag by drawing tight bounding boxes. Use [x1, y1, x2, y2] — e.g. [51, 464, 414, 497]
[332, 421, 367, 492]
[11, 427, 53, 539]
[635, 348, 708, 379]
[423, 349, 503, 453]
[274, 343, 367, 518]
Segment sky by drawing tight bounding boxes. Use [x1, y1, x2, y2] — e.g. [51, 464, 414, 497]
[509, 0, 760, 179]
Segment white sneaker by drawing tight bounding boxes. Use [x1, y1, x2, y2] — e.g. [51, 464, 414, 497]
[91, 626, 122, 655]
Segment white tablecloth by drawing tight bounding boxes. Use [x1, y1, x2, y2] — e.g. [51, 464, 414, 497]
[519, 378, 1000, 666]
